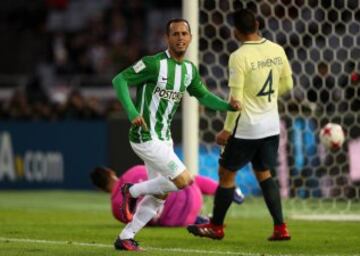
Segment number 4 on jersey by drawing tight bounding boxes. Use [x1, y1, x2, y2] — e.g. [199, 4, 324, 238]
[257, 70, 274, 102]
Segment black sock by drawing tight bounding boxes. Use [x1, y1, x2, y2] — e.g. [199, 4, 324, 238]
[259, 178, 284, 225]
[212, 186, 235, 225]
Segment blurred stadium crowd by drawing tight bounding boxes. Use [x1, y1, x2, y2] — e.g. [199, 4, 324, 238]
[0, 0, 180, 120]
[0, 0, 359, 121]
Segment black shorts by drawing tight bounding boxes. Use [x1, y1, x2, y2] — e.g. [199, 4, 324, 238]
[219, 135, 279, 172]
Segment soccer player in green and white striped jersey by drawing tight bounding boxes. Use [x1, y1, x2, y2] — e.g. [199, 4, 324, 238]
[111, 19, 240, 251]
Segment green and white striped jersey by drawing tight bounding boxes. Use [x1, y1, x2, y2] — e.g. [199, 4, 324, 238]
[120, 50, 208, 143]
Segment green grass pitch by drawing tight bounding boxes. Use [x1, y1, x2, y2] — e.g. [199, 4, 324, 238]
[0, 191, 359, 256]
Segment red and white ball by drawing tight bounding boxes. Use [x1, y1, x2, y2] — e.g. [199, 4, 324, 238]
[319, 123, 345, 150]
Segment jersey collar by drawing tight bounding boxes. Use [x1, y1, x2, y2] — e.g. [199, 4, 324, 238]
[165, 49, 171, 58]
[242, 38, 267, 45]
[165, 49, 185, 64]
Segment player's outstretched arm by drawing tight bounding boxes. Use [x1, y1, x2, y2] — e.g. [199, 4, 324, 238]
[187, 63, 240, 111]
[194, 175, 218, 195]
[197, 90, 241, 111]
[195, 175, 245, 204]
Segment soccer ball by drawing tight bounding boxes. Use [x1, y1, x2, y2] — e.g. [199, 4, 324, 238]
[319, 123, 345, 150]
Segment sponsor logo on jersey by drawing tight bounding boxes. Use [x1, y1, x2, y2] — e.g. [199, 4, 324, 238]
[154, 86, 183, 103]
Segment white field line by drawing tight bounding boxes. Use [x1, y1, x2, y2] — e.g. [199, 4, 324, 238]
[290, 214, 360, 221]
[2, 237, 243, 255]
[0, 237, 359, 256]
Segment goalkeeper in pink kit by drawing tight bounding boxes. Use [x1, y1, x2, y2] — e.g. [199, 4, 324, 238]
[91, 165, 244, 226]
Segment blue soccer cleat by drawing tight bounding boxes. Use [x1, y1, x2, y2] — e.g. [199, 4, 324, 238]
[233, 187, 245, 204]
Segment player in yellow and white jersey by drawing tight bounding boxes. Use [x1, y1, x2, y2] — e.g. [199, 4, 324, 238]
[188, 8, 293, 242]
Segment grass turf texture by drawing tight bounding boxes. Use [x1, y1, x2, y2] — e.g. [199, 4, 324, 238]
[0, 191, 359, 256]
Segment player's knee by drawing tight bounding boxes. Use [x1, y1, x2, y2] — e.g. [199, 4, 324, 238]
[172, 169, 193, 189]
[218, 166, 236, 187]
[154, 193, 169, 200]
[254, 169, 272, 182]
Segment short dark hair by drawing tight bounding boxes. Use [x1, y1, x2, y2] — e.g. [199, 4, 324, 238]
[166, 18, 191, 35]
[232, 9, 257, 34]
[90, 167, 111, 191]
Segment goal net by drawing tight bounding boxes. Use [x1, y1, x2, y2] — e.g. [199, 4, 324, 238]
[198, 0, 360, 217]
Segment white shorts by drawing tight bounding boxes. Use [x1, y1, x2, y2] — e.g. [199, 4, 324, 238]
[130, 139, 186, 179]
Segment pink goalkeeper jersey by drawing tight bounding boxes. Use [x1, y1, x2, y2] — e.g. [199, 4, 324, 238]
[111, 165, 217, 226]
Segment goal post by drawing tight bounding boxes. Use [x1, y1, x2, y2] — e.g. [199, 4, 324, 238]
[182, 0, 199, 175]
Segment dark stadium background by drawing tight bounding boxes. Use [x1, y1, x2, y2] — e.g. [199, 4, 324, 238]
[0, 0, 183, 189]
